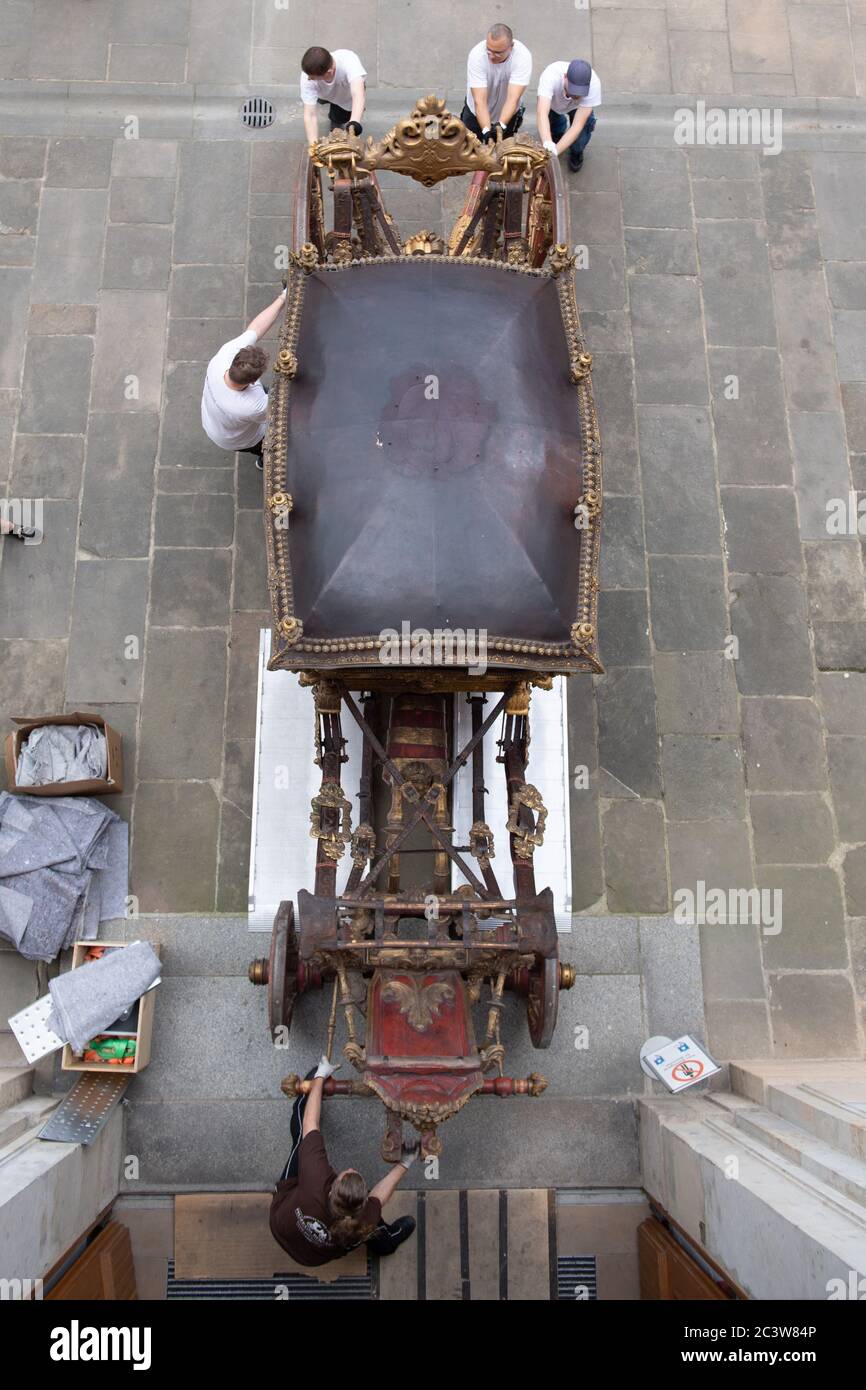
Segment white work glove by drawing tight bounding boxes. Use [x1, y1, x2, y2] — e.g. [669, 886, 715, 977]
[543, 140, 558, 156]
[314, 1054, 340, 1079]
[398, 1134, 420, 1169]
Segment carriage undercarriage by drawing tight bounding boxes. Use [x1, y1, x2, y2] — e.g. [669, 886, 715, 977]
[249, 677, 575, 1159]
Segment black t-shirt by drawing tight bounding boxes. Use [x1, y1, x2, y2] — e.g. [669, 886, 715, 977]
[269, 1130, 382, 1267]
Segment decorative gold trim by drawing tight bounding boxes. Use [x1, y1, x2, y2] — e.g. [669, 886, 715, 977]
[310, 781, 352, 861]
[468, 820, 495, 871]
[350, 821, 376, 869]
[273, 348, 299, 378]
[380, 977, 456, 1033]
[403, 229, 447, 256]
[506, 236, 529, 266]
[570, 350, 593, 383]
[361, 1072, 486, 1126]
[575, 490, 601, 521]
[506, 782, 547, 859]
[311, 95, 549, 189]
[548, 243, 575, 275]
[291, 243, 320, 272]
[504, 681, 532, 716]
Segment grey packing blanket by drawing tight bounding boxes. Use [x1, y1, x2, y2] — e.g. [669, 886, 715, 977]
[0, 793, 128, 961]
[47, 939, 161, 1054]
[16, 724, 107, 786]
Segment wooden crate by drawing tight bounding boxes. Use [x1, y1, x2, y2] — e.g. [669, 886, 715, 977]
[61, 940, 159, 1075]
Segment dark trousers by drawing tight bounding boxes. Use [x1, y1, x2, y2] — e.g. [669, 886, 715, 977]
[318, 98, 352, 131]
[279, 1079, 310, 1182]
[550, 108, 596, 165]
[239, 384, 268, 458]
[460, 102, 524, 140]
[278, 1072, 405, 1256]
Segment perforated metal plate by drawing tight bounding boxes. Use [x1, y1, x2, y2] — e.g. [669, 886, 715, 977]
[241, 96, 275, 128]
[39, 1072, 129, 1146]
[8, 993, 64, 1063]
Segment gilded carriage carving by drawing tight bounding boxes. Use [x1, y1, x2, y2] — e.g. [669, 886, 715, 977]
[311, 95, 549, 189]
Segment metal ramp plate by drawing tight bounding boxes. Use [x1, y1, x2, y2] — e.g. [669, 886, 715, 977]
[39, 1072, 129, 1146]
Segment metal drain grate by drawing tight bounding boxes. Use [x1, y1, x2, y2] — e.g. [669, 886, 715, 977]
[557, 1255, 598, 1300]
[166, 1260, 373, 1301]
[241, 96, 275, 129]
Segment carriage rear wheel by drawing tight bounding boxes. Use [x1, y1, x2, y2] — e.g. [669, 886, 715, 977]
[268, 901, 299, 1037]
[525, 956, 559, 1049]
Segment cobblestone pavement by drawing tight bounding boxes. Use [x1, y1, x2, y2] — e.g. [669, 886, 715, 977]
[1, 0, 865, 1186]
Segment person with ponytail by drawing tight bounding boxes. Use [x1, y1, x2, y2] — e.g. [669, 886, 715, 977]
[269, 1055, 417, 1266]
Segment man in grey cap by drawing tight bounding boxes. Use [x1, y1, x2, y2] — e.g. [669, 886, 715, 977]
[536, 58, 601, 172]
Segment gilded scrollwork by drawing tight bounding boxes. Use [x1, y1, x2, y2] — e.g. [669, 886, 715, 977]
[505, 782, 548, 859]
[403, 229, 447, 256]
[310, 781, 353, 860]
[311, 95, 549, 190]
[380, 976, 455, 1032]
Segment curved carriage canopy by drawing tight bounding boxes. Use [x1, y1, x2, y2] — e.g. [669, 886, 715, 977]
[283, 260, 587, 646]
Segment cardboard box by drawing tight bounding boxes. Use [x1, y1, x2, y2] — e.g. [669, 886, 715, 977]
[61, 940, 159, 1075]
[5, 712, 123, 796]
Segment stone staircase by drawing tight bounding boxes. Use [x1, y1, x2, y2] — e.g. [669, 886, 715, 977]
[0, 949, 124, 1286]
[639, 1061, 866, 1300]
[0, 954, 57, 1152]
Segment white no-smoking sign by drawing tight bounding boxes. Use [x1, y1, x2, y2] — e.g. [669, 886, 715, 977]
[640, 1034, 721, 1093]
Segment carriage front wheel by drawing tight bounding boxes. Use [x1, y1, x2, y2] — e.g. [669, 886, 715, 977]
[267, 900, 299, 1037]
[525, 956, 560, 1049]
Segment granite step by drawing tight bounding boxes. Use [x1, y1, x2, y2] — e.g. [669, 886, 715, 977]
[640, 1091, 866, 1298]
[0, 1066, 34, 1114]
[0, 1095, 58, 1150]
[708, 1090, 866, 1208]
[730, 1061, 866, 1164]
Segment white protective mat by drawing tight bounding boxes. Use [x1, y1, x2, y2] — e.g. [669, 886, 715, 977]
[248, 630, 362, 931]
[451, 682, 573, 931]
[249, 630, 572, 932]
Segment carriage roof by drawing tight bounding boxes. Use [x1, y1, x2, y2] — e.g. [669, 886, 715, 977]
[262, 98, 603, 681]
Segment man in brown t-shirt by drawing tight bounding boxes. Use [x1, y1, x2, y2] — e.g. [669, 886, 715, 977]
[270, 1056, 417, 1266]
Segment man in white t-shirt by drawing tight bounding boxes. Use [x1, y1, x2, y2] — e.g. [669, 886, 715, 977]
[301, 46, 367, 144]
[461, 23, 532, 144]
[537, 59, 601, 173]
[201, 290, 286, 468]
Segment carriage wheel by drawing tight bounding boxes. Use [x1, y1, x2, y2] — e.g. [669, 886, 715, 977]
[525, 956, 559, 1049]
[268, 901, 299, 1037]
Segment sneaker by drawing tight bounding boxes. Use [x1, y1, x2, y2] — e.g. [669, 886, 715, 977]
[568, 151, 584, 172]
[386, 1216, 416, 1249]
[7, 526, 37, 541]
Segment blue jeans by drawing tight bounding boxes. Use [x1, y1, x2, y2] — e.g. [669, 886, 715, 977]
[550, 109, 596, 163]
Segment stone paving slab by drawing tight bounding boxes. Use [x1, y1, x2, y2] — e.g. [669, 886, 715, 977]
[2, 0, 866, 1199]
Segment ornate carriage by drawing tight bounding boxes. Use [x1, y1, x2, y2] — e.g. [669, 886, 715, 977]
[249, 97, 603, 1159]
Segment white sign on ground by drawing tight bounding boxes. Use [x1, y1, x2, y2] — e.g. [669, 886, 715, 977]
[641, 1034, 721, 1093]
